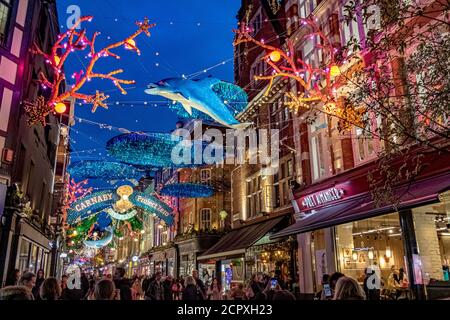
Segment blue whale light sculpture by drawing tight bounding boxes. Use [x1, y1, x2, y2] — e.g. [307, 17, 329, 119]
[145, 77, 251, 129]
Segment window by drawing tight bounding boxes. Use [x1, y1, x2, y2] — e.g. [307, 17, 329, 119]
[0, 0, 12, 46]
[26, 160, 35, 198]
[309, 114, 329, 181]
[335, 213, 405, 287]
[200, 169, 211, 184]
[251, 12, 262, 35]
[287, 160, 293, 177]
[18, 240, 30, 273]
[352, 114, 380, 165]
[200, 209, 211, 230]
[39, 182, 47, 219]
[246, 175, 264, 218]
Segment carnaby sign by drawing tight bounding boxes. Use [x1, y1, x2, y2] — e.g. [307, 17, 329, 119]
[298, 187, 345, 210]
[67, 191, 116, 225]
[67, 189, 175, 226]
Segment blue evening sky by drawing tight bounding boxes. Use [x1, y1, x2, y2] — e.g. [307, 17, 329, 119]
[56, 0, 240, 162]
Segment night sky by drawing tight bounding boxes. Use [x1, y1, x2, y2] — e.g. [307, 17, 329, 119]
[56, 0, 240, 163]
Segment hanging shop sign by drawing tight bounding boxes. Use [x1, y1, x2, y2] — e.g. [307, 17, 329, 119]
[129, 191, 174, 226]
[67, 191, 116, 225]
[298, 187, 345, 210]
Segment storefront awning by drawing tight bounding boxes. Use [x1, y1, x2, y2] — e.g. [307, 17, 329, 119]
[271, 172, 450, 239]
[197, 216, 285, 261]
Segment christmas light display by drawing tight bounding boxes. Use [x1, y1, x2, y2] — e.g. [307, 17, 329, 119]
[68, 160, 144, 180]
[159, 183, 215, 198]
[167, 80, 248, 121]
[145, 77, 251, 128]
[67, 190, 116, 225]
[83, 226, 114, 249]
[234, 18, 341, 110]
[129, 191, 174, 225]
[106, 208, 138, 221]
[23, 96, 53, 126]
[106, 132, 186, 167]
[61, 178, 93, 227]
[24, 16, 155, 125]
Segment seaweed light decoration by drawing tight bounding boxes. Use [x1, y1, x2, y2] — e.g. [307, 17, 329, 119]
[24, 16, 155, 125]
[160, 183, 215, 198]
[67, 160, 144, 181]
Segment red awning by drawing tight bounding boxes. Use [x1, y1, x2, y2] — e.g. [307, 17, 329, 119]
[271, 172, 450, 239]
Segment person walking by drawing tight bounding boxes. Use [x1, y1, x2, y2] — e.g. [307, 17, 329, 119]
[145, 272, 165, 300]
[0, 286, 34, 300]
[172, 279, 182, 300]
[163, 275, 174, 301]
[20, 272, 36, 299]
[207, 278, 222, 300]
[113, 267, 132, 301]
[32, 269, 45, 299]
[83, 279, 96, 300]
[94, 279, 119, 300]
[192, 270, 206, 299]
[333, 276, 366, 300]
[231, 283, 245, 300]
[80, 272, 90, 298]
[5, 269, 21, 287]
[39, 278, 61, 300]
[182, 276, 203, 300]
[131, 276, 144, 300]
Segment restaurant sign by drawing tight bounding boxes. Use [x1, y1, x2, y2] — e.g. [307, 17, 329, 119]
[299, 187, 345, 210]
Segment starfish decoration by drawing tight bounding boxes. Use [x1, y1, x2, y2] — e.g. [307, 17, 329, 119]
[284, 92, 321, 114]
[233, 22, 254, 45]
[89, 91, 109, 113]
[23, 96, 53, 126]
[136, 17, 156, 37]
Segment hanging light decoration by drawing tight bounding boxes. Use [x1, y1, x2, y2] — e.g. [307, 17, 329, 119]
[54, 102, 67, 114]
[329, 64, 341, 77]
[368, 250, 374, 260]
[160, 183, 215, 198]
[68, 160, 143, 180]
[385, 246, 392, 258]
[269, 50, 281, 62]
[106, 132, 211, 167]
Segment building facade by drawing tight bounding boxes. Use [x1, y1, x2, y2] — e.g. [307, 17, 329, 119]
[268, 0, 450, 300]
[0, 0, 71, 285]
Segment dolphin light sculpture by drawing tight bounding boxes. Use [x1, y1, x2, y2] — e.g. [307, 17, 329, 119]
[145, 77, 251, 129]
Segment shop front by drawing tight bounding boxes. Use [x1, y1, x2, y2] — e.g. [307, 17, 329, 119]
[272, 156, 450, 300]
[176, 234, 221, 278]
[148, 246, 177, 277]
[197, 216, 293, 290]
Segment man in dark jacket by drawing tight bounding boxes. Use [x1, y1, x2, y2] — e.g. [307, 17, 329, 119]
[163, 275, 173, 301]
[113, 267, 132, 300]
[145, 272, 165, 300]
[80, 272, 90, 298]
[192, 270, 206, 299]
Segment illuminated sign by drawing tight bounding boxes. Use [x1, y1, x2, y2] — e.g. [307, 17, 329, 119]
[300, 187, 345, 210]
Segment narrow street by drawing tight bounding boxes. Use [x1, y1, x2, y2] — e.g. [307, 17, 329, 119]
[0, 0, 449, 308]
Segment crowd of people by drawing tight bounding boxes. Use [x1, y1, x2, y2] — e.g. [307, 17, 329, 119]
[0, 266, 408, 301]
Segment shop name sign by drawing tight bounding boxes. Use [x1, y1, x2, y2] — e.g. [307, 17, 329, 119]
[301, 187, 345, 209]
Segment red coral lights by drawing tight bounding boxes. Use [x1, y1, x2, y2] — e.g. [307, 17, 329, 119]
[25, 16, 156, 125]
[233, 17, 339, 105]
